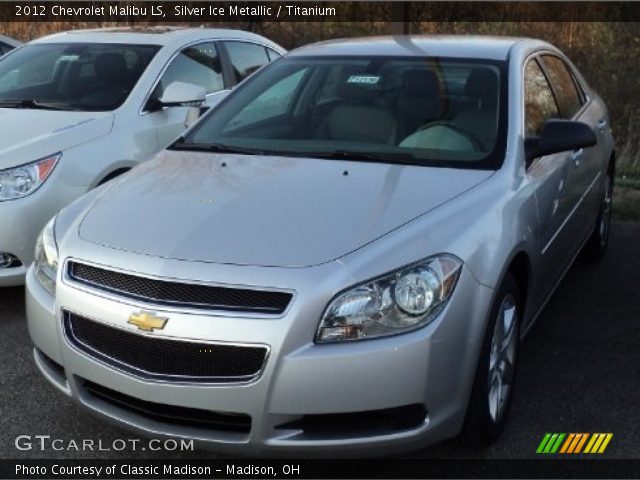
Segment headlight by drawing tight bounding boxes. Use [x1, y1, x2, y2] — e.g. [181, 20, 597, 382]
[34, 217, 59, 295]
[316, 254, 462, 343]
[0, 153, 60, 201]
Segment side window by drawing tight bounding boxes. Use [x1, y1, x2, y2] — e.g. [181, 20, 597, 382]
[0, 44, 8, 56]
[524, 59, 559, 137]
[224, 41, 270, 82]
[153, 42, 223, 99]
[225, 67, 308, 131]
[540, 55, 583, 119]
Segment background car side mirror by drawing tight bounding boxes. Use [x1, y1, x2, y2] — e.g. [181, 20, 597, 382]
[157, 81, 207, 108]
[525, 119, 597, 164]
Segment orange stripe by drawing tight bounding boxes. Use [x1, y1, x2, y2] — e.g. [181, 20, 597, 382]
[574, 433, 589, 453]
[560, 434, 576, 454]
[567, 434, 582, 453]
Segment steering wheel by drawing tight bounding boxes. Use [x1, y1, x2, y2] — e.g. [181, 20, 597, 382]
[415, 121, 486, 152]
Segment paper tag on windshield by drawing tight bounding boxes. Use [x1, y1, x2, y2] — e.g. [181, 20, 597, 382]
[347, 75, 380, 85]
[59, 55, 79, 62]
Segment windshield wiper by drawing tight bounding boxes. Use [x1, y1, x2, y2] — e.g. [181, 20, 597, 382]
[0, 99, 82, 111]
[304, 150, 432, 166]
[171, 141, 268, 156]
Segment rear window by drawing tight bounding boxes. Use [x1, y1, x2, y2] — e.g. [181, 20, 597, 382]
[540, 55, 583, 119]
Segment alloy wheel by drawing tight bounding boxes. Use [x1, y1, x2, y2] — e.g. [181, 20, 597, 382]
[487, 294, 518, 423]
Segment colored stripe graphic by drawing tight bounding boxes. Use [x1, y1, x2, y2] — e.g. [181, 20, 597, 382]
[537, 433, 565, 453]
[538, 433, 613, 454]
[537, 433, 552, 453]
[559, 433, 575, 453]
[573, 433, 589, 453]
[584, 433, 614, 454]
[597, 433, 614, 453]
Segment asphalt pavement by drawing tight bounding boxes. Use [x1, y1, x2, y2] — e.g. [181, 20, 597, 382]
[1, 222, 639, 459]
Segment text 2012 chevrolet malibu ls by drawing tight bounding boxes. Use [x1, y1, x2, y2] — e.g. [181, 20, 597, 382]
[27, 36, 615, 455]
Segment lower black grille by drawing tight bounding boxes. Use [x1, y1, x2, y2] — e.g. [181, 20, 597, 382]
[68, 261, 292, 314]
[83, 380, 251, 434]
[64, 312, 268, 383]
[276, 404, 427, 438]
[36, 349, 66, 380]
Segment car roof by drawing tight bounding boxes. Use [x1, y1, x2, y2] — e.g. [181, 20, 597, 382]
[288, 35, 549, 61]
[31, 26, 283, 51]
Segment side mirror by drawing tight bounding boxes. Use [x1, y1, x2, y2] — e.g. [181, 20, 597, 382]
[158, 81, 206, 108]
[525, 119, 597, 164]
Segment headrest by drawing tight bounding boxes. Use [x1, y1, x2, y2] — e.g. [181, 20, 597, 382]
[95, 53, 127, 82]
[402, 69, 439, 97]
[465, 68, 499, 101]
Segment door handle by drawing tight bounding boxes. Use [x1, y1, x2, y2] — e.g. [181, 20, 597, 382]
[572, 148, 584, 166]
[597, 119, 608, 133]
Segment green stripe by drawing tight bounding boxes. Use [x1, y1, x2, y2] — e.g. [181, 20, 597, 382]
[543, 434, 559, 453]
[550, 433, 566, 453]
[537, 433, 552, 453]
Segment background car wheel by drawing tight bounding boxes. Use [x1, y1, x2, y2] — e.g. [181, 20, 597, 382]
[462, 273, 520, 447]
[583, 169, 614, 261]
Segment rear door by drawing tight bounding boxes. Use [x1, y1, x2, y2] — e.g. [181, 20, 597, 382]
[539, 54, 602, 241]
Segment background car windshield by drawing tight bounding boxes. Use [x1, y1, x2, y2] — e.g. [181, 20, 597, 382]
[0, 43, 160, 111]
[185, 56, 506, 168]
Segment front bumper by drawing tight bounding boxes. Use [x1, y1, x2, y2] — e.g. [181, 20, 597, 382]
[26, 254, 494, 456]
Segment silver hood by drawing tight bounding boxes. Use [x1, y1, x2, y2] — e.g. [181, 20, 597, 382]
[0, 109, 113, 169]
[79, 150, 493, 267]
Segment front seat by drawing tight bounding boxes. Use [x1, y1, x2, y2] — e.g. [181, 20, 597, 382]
[315, 76, 399, 145]
[454, 68, 500, 151]
[396, 69, 443, 135]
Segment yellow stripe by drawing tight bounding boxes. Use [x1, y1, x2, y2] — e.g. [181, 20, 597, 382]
[584, 433, 599, 453]
[567, 434, 582, 454]
[597, 434, 613, 453]
[560, 433, 575, 454]
[574, 433, 589, 453]
[590, 434, 606, 453]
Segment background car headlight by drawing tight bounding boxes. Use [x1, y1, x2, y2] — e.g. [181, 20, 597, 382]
[34, 217, 59, 295]
[316, 254, 462, 343]
[0, 153, 60, 201]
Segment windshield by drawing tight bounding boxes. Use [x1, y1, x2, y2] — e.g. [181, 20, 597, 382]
[0, 43, 160, 111]
[182, 56, 507, 169]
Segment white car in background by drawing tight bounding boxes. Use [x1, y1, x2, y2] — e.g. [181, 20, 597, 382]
[0, 27, 285, 286]
[0, 34, 21, 56]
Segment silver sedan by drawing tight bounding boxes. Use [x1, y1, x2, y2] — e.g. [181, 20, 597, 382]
[26, 36, 615, 455]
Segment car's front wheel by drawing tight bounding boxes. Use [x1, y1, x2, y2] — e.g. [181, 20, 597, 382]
[462, 273, 520, 447]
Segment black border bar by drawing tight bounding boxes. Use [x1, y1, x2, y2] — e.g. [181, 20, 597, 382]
[2, 2, 640, 22]
[3, 459, 640, 479]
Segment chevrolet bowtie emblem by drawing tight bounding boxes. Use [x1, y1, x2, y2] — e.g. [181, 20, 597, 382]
[127, 311, 168, 332]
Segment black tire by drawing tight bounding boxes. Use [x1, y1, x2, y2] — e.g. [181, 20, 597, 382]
[582, 170, 613, 261]
[462, 273, 521, 447]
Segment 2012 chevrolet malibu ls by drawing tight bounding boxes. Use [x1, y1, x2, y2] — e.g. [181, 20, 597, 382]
[0, 27, 283, 286]
[27, 36, 615, 455]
